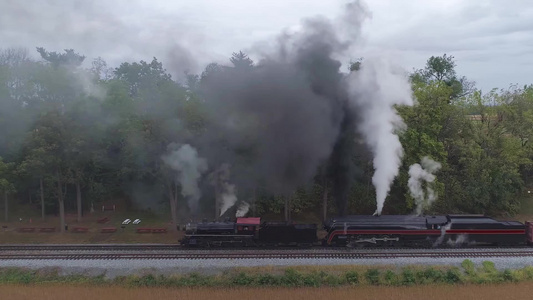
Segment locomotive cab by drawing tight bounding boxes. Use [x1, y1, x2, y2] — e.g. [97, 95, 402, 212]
[425, 215, 448, 230]
[236, 217, 261, 236]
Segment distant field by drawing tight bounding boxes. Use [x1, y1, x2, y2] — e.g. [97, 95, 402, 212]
[1, 283, 533, 300]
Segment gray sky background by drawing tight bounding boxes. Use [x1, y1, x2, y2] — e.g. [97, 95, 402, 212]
[1, 0, 531, 91]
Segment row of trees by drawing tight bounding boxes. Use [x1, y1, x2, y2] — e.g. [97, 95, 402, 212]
[0, 48, 532, 232]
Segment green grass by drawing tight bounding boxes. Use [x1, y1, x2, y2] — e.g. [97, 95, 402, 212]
[1, 260, 533, 288]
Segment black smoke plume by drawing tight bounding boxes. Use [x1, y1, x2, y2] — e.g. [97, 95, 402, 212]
[192, 1, 371, 214]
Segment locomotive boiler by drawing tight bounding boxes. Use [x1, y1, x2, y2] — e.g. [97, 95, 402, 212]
[180, 214, 533, 248]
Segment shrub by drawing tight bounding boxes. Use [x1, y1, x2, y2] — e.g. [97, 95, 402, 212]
[461, 259, 476, 277]
[283, 269, 303, 287]
[0, 269, 37, 285]
[365, 269, 380, 285]
[345, 271, 359, 285]
[232, 272, 255, 286]
[177, 273, 211, 286]
[324, 274, 343, 286]
[445, 268, 463, 284]
[422, 268, 445, 283]
[500, 269, 522, 282]
[6, 263, 533, 288]
[523, 266, 533, 280]
[475, 261, 500, 283]
[481, 261, 496, 273]
[302, 273, 322, 287]
[138, 274, 158, 286]
[383, 270, 398, 286]
[401, 269, 416, 286]
[256, 274, 281, 286]
[502, 269, 515, 282]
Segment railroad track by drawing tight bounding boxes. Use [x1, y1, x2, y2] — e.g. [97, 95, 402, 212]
[1, 244, 528, 252]
[1, 251, 533, 260]
[0, 244, 179, 251]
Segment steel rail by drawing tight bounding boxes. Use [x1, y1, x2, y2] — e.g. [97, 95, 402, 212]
[1, 244, 529, 252]
[1, 251, 533, 260]
[0, 244, 179, 251]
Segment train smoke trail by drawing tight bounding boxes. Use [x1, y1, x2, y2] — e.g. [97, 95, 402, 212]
[1, 0, 416, 217]
[236, 202, 250, 218]
[209, 163, 239, 217]
[348, 57, 413, 215]
[408, 156, 442, 215]
[195, 1, 371, 211]
[162, 144, 208, 214]
[196, 1, 417, 216]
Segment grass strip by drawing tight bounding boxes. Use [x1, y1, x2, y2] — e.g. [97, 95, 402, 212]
[1, 260, 533, 287]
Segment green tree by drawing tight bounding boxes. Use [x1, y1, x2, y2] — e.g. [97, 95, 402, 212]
[0, 158, 16, 222]
[230, 51, 254, 70]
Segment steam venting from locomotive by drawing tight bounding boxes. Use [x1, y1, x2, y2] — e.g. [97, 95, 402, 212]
[192, 0, 413, 217]
[408, 157, 442, 215]
[208, 163, 238, 217]
[236, 202, 250, 218]
[348, 58, 413, 215]
[0, 1, 416, 217]
[161, 144, 208, 214]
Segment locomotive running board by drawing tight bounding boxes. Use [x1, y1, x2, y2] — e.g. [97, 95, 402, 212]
[354, 237, 400, 244]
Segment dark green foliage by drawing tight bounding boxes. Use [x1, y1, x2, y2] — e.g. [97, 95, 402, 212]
[461, 259, 476, 276]
[384, 270, 398, 285]
[255, 273, 281, 286]
[365, 269, 381, 285]
[445, 268, 463, 284]
[232, 272, 255, 286]
[502, 269, 516, 282]
[345, 270, 359, 284]
[1, 47, 533, 225]
[401, 269, 416, 286]
[421, 268, 445, 283]
[282, 268, 304, 286]
[2, 262, 533, 287]
[481, 261, 497, 273]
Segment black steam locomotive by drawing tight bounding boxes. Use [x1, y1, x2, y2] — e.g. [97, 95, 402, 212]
[179, 214, 533, 248]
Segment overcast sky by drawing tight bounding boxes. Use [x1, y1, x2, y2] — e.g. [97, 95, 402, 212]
[1, 0, 531, 91]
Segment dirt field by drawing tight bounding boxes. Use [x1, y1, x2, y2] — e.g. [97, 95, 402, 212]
[0, 209, 183, 244]
[1, 282, 533, 300]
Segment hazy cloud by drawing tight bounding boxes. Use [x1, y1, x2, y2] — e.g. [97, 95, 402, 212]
[0, 0, 531, 89]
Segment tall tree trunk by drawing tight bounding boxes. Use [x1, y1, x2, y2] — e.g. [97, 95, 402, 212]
[215, 179, 221, 220]
[57, 173, 65, 233]
[40, 177, 45, 220]
[4, 191, 8, 222]
[252, 187, 256, 217]
[284, 196, 291, 223]
[76, 179, 82, 222]
[28, 191, 32, 204]
[322, 181, 329, 222]
[168, 181, 178, 232]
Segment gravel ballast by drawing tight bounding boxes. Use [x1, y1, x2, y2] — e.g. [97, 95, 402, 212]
[1, 256, 533, 278]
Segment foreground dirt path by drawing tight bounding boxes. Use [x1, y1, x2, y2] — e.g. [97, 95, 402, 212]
[1, 282, 533, 300]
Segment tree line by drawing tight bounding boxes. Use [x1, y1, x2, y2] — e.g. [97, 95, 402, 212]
[0, 48, 532, 231]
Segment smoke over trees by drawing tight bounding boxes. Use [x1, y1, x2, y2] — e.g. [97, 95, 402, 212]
[0, 1, 532, 231]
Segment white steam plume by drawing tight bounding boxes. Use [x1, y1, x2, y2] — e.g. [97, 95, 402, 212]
[408, 156, 442, 215]
[162, 144, 208, 214]
[209, 163, 239, 217]
[236, 202, 250, 218]
[220, 184, 238, 217]
[348, 57, 414, 215]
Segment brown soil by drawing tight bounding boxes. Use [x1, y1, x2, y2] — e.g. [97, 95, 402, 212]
[1, 282, 533, 300]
